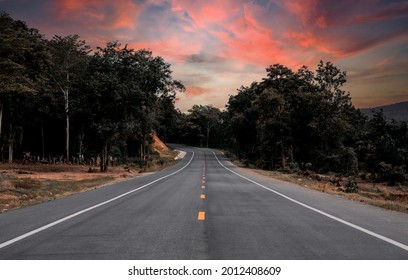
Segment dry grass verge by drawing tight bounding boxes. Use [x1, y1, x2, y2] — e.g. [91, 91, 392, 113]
[0, 150, 179, 213]
[251, 169, 408, 213]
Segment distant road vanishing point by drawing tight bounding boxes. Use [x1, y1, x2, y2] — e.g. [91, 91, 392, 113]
[1, 146, 408, 259]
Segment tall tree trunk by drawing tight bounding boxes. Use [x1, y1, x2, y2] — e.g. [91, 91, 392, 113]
[8, 123, 13, 163]
[288, 145, 294, 165]
[141, 134, 146, 160]
[105, 145, 109, 172]
[64, 87, 69, 162]
[0, 102, 3, 142]
[0, 102, 3, 161]
[78, 129, 84, 164]
[100, 149, 105, 172]
[41, 122, 45, 160]
[281, 144, 286, 168]
[51, 73, 71, 162]
[206, 122, 210, 148]
[66, 114, 69, 161]
[143, 135, 146, 160]
[100, 142, 109, 172]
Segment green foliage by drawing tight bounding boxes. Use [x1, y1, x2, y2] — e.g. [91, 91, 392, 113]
[226, 62, 360, 174]
[0, 13, 184, 167]
[0, 12, 49, 162]
[173, 104, 224, 148]
[224, 61, 407, 185]
[0, 12, 46, 95]
[378, 162, 406, 186]
[356, 110, 408, 184]
[344, 180, 358, 193]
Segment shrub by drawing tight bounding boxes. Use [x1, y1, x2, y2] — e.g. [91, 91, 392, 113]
[378, 162, 406, 186]
[289, 162, 300, 173]
[344, 180, 358, 193]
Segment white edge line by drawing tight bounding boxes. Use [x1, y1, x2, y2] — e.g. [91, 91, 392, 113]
[212, 151, 408, 252]
[0, 151, 194, 250]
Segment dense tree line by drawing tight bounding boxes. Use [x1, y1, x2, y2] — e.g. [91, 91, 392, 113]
[0, 12, 184, 170]
[167, 104, 227, 148]
[226, 62, 360, 173]
[177, 63, 407, 185]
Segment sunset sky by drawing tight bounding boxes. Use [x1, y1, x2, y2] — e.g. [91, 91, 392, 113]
[1, 0, 407, 111]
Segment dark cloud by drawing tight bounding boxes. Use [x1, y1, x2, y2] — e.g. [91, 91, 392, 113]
[184, 53, 221, 63]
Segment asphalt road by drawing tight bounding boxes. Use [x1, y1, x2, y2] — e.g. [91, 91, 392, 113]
[0, 146, 408, 259]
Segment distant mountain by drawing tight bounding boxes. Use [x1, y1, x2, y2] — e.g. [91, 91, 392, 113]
[360, 101, 408, 122]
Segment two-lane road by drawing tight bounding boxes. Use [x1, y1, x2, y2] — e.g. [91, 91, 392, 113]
[1, 146, 408, 259]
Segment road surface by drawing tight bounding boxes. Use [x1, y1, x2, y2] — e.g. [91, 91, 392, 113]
[0, 146, 408, 259]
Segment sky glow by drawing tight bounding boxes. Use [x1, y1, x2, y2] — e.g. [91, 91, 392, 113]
[1, 0, 407, 110]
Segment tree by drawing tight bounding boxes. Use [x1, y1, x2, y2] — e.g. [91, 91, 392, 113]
[227, 83, 258, 161]
[227, 61, 361, 174]
[47, 35, 91, 162]
[360, 110, 407, 181]
[187, 105, 222, 148]
[0, 12, 47, 162]
[84, 42, 184, 171]
[0, 13, 186, 165]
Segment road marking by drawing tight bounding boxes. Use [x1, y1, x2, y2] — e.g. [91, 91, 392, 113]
[212, 151, 408, 253]
[198, 211, 206, 220]
[200, 194, 206, 199]
[203, 159, 206, 177]
[0, 151, 195, 250]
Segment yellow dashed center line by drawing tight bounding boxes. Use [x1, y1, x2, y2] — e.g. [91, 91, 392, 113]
[198, 161, 206, 221]
[198, 211, 206, 220]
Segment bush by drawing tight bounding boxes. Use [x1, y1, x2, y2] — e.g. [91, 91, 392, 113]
[321, 148, 358, 175]
[378, 162, 406, 186]
[224, 151, 234, 159]
[289, 162, 300, 173]
[344, 180, 358, 193]
[278, 167, 292, 174]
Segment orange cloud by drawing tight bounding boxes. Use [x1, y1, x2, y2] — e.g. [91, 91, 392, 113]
[129, 37, 202, 63]
[175, 86, 216, 112]
[55, 0, 140, 30]
[185, 86, 212, 97]
[283, 0, 323, 27]
[212, 2, 297, 67]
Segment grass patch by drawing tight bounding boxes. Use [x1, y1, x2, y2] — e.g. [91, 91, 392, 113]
[0, 175, 116, 213]
[250, 169, 408, 213]
[0, 150, 180, 213]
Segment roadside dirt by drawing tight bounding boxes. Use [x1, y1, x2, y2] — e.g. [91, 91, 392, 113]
[250, 168, 408, 213]
[0, 164, 138, 213]
[0, 136, 178, 213]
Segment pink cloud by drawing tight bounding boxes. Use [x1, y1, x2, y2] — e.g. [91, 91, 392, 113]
[215, 2, 300, 67]
[129, 37, 202, 63]
[184, 86, 213, 97]
[282, 0, 321, 26]
[54, 0, 140, 30]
